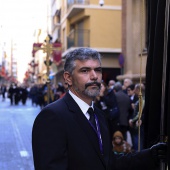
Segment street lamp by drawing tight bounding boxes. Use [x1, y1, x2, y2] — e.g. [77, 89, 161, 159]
[99, 0, 104, 6]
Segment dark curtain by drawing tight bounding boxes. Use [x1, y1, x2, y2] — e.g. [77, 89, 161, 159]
[144, 0, 170, 168]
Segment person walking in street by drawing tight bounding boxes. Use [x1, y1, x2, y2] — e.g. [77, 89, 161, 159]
[13, 84, 21, 105]
[1, 84, 7, 101]
[30, 84, 38, 106]
[32, 47, 167, 170]
[8, 84, 15, 105]
[20, 85, 28, 105]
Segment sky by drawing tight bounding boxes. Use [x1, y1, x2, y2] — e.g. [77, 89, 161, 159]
[0, 0, 48, 82]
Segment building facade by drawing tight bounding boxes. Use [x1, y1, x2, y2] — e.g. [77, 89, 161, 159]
[44, 0, 147, 86]
[0, 25, 18, 85]
[117, 0, 147, 83]
[51, 0, 122, 85]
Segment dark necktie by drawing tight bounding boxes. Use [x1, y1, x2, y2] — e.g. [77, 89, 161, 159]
[88, 107, 97, 130]
[88, 107, 103, 154]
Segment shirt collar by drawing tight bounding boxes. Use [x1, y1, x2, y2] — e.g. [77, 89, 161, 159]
[69, 90, 94, 115]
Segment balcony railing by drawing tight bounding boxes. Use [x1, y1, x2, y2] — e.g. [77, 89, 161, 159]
[67, 29, 90, 49]
[67, 0, 90, 9]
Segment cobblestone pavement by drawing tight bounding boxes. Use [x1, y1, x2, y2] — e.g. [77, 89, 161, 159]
[0, 96, 41, 170]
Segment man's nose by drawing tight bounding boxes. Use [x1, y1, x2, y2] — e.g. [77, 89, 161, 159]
[90, 70, 98, 80]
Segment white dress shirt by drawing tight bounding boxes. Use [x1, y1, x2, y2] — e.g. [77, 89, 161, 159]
[69, 90, 94, 120]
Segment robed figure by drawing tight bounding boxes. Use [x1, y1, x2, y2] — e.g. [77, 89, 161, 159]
[144, 0, 169, 169]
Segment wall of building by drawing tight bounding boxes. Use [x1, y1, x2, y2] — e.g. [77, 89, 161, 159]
[118, 0, 147, 82]
[86, 8, 121, 48]
[101, 53, 120, 68]
[51, 0, 123, 84]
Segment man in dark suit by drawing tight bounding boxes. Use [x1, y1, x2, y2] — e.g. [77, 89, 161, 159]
[113, 82, 133, 141]
[1, 84, 7, 101]
[32, 48, 167, 170]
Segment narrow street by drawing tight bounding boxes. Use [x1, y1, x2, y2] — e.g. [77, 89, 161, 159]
[0, 95, 40, 170]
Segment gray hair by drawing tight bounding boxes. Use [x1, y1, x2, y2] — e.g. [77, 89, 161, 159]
[135, 83, 145, 94]
[114, 82, 122, 92]
[64, 48, 102, 74]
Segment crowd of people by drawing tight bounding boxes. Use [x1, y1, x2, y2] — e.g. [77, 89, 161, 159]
[28, 82, 66, 109]
[0, 77, 159, 155]
[0, 77, 153, 153]
[94, 78, 145, 152]
[0, 82, 66, 109]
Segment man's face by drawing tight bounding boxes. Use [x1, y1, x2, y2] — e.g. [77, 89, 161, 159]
[123, 79, 131, 88]
[108, 80, 115, 89]
[127, 88, 134, 96]
[112, 137, 122, 145]
[134, 88, 140, 95]
[64, 59, 102, 104]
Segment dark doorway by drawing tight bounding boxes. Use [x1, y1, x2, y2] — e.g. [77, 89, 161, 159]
[102, 68, 121, 85]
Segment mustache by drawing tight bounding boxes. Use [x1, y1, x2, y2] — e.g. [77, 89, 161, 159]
[85, 82, 101, 89]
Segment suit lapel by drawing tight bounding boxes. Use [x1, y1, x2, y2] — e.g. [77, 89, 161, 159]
[94, 106, 111, 167]
[63, 93, 107, 168]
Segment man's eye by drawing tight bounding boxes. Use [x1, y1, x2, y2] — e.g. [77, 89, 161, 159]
[81, 69, 88, 73]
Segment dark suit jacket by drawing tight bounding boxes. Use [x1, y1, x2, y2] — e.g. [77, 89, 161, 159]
[32, 92, 157, 170]
[32, 92, 111, 170]
[115, 91, 132, 126]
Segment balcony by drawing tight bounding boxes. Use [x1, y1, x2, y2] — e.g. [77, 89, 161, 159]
[67, 29, 90, 49]
[67, 0, 90, 18]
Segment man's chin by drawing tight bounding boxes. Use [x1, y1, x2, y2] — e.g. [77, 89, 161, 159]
[85, 89, 100, 98]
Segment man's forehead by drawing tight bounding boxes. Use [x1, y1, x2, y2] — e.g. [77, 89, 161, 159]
[75, 59, 101, 66]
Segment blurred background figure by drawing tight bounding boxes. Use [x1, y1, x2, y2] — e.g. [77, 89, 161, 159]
[113, 82, 133, 141]
[123, 78, 133, 94]
[36, 84, 45, 109]
[129, 83, 145, 151]
[13, 84, 21, 105]
[7, 84, 15, 105]
[56, 82, 66, 99]
[43, 84, 54, 106]
[20, 85, 29, 105]
[112, 130, 132, 154]
[127, 84, 139, 110]
[1, 84, 7, 101]
[95, 81, 108, 114]
[30, 84, 38, 107]
[95, 80, 120, 140]
[108, 79, 115, 90]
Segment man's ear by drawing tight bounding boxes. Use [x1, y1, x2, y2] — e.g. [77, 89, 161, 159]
[63, 71, 72, 86]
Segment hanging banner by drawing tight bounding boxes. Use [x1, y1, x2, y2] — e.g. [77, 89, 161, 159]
[0, 66, 6, 77]
[32, 43, 43, 57]
[118, 54, 124, 68]
[52, 43, 62, 65]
